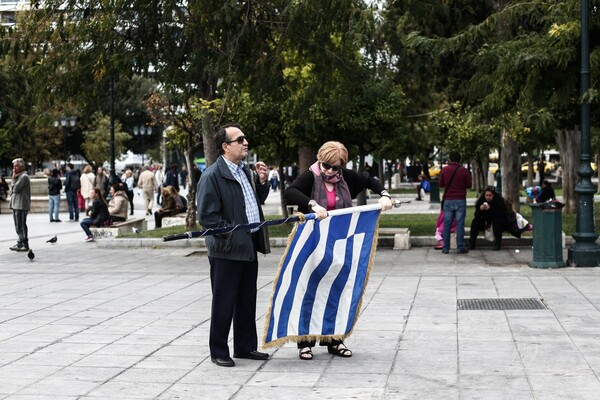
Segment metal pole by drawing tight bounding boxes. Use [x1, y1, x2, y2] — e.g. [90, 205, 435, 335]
[109, 76, 117, 185]
[567, 0, 600, 267]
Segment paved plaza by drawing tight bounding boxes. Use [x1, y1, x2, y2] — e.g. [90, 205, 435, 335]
[1, 190, 600, 399]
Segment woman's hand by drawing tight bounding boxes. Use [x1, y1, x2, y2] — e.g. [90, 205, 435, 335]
[311, 203, 328, 220]
[379, 196, 393, 211]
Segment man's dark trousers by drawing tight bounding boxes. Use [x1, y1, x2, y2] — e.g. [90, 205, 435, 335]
[208, 255, 259, 359]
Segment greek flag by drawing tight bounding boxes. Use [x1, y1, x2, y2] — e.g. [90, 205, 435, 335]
[263, 204, 381, 347]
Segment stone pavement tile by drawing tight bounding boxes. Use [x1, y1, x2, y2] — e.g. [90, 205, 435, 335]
[133, 355, 201, 370]
[156, 383, 240, 400]
[238, 386, 387, 400]
[92, 343, 162, 356]
[528, 373, 600, 399]
[459, 374, 530, 392]
[72, 354, 144, 368]
[259, 358, 330, 373]
[520, 351, 592, 375]
[4, 395, 78, 400]
[387, 373, 457, 391]
[15, 377, 101, 397]
[458, 388, 534, 400]
[399, 339, 457, 352]
[60, 333, 125, 344]
[0, 365, 62, 381]
[326, 360, 392, 374]
[11, 352, 86, 367]
[393, 352, 458, 375]
[316, 372, 388, 389]
[179, 363, 254, 386]
[84, 380, 172, 398]
[245, 371, 322, 387]
[46, 366, 124, 382]
[385, 388, 458, 400]
[0, 377, 43, 396]
[458, 340, 518, 353]
[459, 351, 524, 375]
[111, 367, 190, 383]
[36, 342, 107, 355]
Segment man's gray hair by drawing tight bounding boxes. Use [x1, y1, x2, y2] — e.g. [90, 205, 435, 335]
[12, 158, 25, 167]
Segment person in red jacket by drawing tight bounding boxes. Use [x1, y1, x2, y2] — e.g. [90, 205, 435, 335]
[439, 151, 472, 254]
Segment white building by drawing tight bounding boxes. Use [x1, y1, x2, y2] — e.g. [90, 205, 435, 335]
[0, 0, 28, 26]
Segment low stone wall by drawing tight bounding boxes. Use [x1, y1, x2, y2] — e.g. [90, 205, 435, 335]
[90, 218, 147, 238]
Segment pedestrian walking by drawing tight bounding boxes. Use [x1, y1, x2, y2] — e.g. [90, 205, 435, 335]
[9, 158, 31, 251]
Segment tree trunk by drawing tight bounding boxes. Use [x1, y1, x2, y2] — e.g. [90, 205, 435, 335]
[501, 131, 521, 212]
[471, 159, 484, 194]
[298, 144, 315, 174]
[556, 127, 581, 213]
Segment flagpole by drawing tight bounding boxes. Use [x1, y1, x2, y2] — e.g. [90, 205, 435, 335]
[163, 200, 410, 242]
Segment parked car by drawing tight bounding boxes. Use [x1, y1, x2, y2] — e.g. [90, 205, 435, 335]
[521, 161, 553, 177]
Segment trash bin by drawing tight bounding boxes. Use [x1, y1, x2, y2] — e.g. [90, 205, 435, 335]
[429, 179, 440, 204]
[529, 201, 565, 268]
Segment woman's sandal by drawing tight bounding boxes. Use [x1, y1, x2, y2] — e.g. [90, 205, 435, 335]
[299, 347, 313, 360]
[327, 343, 353, 358]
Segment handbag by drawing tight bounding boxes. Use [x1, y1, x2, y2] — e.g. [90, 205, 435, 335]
[484, 226, 495, 241]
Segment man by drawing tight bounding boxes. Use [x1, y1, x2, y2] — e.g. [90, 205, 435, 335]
[439, 151, 472, 254]
[179, 164, 188, 190]
[94, 166, 109, 198]
[64, 163, 80, 221]
[196, 123, 270, 368]
[165, 163, 179, 192]
[137, 165, 156, 215]
[154, 163, 165, 206]
[9, 158, 31, 251]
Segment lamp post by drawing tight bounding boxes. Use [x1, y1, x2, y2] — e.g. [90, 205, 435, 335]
[568, 0, 600, 267]
[133, 125, 152, 166]
[54, 116, 76, 169]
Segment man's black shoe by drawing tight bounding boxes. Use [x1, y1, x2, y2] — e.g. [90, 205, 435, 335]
[457, 248, 469, 254]
[211, 357, 235, 367]
[233, 351, 269, 360]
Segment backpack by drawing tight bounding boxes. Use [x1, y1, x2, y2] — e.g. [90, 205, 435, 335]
[70, 174, 81, 191]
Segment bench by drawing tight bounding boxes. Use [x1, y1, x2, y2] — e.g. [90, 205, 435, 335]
[162, 213, 187, 228]
[90, 217, 148, 238]
[379, 227, 411, 250]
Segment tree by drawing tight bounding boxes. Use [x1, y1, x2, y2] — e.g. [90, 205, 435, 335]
[81, 112, 130, 166]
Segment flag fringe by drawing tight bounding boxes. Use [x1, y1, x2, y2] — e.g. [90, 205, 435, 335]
[262, 211, 380, 349]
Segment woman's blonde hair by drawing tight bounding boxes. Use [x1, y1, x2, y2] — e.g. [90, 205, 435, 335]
[317, 141, 348, 165]
[83, 164, 93, 174]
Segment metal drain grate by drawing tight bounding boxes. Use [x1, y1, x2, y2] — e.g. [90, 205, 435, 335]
[458, 298, 547, 310]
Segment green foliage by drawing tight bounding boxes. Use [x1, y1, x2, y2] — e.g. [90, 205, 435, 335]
[82, 112, 130, 166]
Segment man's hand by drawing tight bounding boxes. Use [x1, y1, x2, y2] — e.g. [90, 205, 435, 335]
[379, 196, 393, 211]
[255, 161, 268, 184]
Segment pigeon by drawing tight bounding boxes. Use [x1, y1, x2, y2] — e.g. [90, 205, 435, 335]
[46, 235, 57, 244]
[27, 249, 35, 261]
[132, 227, 141, 234]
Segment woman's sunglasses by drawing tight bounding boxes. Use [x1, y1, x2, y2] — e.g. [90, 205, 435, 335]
[321, 162, 341, 172]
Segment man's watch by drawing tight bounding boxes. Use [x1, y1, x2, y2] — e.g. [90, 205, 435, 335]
[308, 200, 318, 209]
[380, 190, 391, 198]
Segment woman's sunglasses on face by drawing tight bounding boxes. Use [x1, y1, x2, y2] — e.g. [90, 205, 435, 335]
[321, 162, 341, 172]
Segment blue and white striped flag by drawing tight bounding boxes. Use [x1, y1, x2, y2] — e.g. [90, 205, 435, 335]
[263, 204, 381, 347]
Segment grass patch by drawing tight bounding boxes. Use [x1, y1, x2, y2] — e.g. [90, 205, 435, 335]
[119, 202, 599, 239]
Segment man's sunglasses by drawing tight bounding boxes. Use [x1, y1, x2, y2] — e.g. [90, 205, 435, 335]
[321, 162, 341, 172]
[225, 135, 246, 144]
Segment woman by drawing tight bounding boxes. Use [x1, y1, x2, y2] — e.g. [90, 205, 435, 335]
[154, 187, 177, 228]
[468, 186, 506, 251]
[80, 164, 96, 209]
[80, 188, 110, 242]
[107, 183, 129, 222]
[122, 169, 135, 215]
[47, 168, 62, 222]
[167, 185, 187, 213]
[536, 180, 556, 203]
[284, 141, 393, 360]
